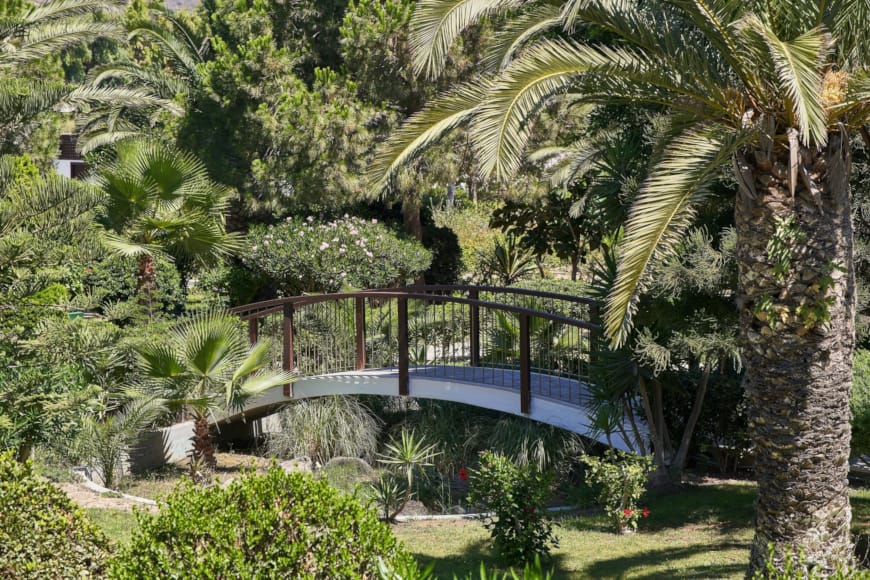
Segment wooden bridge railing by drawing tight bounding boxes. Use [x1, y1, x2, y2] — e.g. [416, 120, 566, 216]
[231, 286, 602, 414]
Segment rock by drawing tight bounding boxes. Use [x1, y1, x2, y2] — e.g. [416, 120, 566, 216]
[280, 457, 313, 473]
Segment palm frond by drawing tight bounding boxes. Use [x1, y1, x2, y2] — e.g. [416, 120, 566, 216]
[482, 3, 562, 72]
[1, 21, 121, 66]
[472, 38, 702, 180]
[739, 17, 830, 145]
[367, 80, 485, 197]
[605, 124, 747, 346]
[410, 0, 521, 79]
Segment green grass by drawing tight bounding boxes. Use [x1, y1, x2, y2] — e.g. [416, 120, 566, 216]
[84, 481, 870, 579]
[85, 509, 139, 546]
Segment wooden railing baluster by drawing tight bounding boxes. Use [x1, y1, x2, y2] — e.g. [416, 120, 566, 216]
[398, 297, 409, 396]
[283, 303, 295, 397]
[520, 313, 531, 414]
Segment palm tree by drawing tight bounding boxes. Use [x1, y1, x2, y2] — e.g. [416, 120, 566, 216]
[93, 139, 240, 319]
[371, 0, 870, 572]
[0, 0, 167, 152]
[138, 310, 294, 470]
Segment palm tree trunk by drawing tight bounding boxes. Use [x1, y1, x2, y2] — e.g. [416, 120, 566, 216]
[191, 413, 216, 471]
[137, 254, 157, 321]
[736, 133, 855, 574]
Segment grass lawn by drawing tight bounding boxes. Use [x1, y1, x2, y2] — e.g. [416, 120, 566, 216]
[85, 508, 139, 546]
[85, 480, 870, 579]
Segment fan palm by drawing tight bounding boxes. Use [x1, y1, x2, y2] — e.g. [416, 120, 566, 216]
[93, 139, 240, 319]
[372, 0, 870, 571]
[138, 310, 294, 469]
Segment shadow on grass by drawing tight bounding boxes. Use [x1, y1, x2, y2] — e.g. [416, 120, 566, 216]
[582, 542, 748, 580]
[408, 539, 571, 579]
[564, 483, 757, 536]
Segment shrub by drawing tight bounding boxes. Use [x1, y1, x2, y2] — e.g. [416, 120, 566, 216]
[582, 449, 653, 534]
[243, 215, 431, 294]
[0, 451, 111, 578]
[267, 396, 383, 465]
[468, 451, 558, 565]
[81, 253, 184, 317]
[853, 349, 870, 456]
[110, 466, 412, 578]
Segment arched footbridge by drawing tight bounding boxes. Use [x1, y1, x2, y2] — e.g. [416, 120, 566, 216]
[222, 285, 630, 450]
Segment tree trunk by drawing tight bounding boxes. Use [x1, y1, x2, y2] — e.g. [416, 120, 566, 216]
[638, 374, 670, 488]
[401, 191, 423, 242]
[672, 362, 712, 478]
[191, 414, 216, 472]
[736, 132, 855, 574]
[137, 254, 157, 321]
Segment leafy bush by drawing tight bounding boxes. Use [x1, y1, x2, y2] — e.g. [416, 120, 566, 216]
[853, 349, 870, 456]
[422, 220, 462, 285]
[243, 215, 431, 294]
[468, 451, 558, 565]
[110, 465, 412, 578]
[0, 451, 110, 578]
[582, 449, 653, 534]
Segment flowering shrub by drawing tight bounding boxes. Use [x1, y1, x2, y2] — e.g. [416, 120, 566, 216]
[243, 215, 431, 294]
[582, 449, 653, 534]
[468, 451, 558, 565]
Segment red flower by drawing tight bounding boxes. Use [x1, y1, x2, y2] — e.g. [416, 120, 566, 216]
[642, 507, 650, 518]
[458, 467, 468, 482]
[623, 508, 632, 517]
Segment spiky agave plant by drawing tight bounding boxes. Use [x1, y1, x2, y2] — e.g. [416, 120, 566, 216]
[370, 0, 870, 572]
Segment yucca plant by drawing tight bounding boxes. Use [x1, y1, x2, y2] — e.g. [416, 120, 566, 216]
[138, 309, 294, 470]
[370, 0, 870, 571]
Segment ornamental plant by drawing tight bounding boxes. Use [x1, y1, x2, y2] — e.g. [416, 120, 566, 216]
[110, 465, 412, 578]
[243, 215, 431, 294]
[0, 451, 111, 578]
[468, 451, 558, 565]
[582, 449, 653, 534]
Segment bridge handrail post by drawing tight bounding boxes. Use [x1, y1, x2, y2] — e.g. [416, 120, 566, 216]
[397, 297, 409, 396]
[520, 312, 531, 414]
[589, 303, 601, 386]
[247, 317, 259, 345]
[355, 297, 366, 371]
[283, 303, 295, 397]
[469, 289, 480, 367]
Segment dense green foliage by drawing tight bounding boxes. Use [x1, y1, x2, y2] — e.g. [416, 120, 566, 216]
[852, 349, 870, 457]
[0, 451, 110, 578]
[468, 451, 558, 565]
[243, 215, 431, 294]
[582, 449, 653, 534]
[110, 466, 413, 578]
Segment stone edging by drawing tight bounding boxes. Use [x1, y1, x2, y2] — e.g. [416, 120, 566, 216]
[72, 466, 157, 506]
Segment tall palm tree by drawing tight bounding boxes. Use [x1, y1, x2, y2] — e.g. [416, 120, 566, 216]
[371, 0, 870, 572]
[138, 310, 294, 470]
[93, 139, 240, 319]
